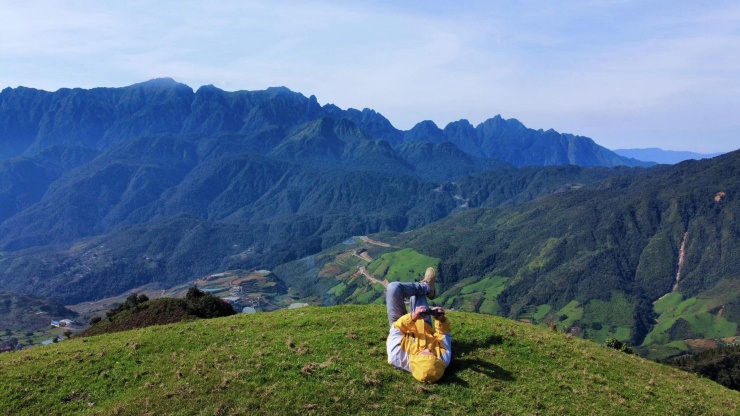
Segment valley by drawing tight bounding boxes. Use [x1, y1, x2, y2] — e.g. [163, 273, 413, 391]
[272, 230, 740, 360]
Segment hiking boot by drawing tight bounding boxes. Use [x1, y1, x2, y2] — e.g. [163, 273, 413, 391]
[422, 267, 436, 299]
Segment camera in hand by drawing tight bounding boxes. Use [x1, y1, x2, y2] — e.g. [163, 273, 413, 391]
[420, 308, 442, 317]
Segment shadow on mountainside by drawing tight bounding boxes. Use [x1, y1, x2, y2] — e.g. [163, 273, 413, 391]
[442, 334, 515, 385]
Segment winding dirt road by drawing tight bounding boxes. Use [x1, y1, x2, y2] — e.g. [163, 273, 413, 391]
[354, 266, 388, 287]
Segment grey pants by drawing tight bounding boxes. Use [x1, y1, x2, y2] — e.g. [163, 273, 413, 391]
[386, 281, 431, 327]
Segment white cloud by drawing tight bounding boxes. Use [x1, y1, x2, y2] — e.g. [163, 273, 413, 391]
[0, 0, 738, 152]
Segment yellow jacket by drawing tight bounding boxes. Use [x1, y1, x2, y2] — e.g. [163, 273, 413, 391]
[386, 313, 451, 382]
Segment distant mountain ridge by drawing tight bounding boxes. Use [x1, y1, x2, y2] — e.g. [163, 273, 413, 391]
[435, 116, 651, 167]
[1, 78, 648, 168]
[0, 78, 664, 305]
[614, 148, 724, 164]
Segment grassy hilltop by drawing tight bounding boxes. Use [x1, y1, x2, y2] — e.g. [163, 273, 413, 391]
[2, 305, 739, 415]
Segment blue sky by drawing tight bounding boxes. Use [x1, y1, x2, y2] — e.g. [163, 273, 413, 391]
[1, 0, 739, 153]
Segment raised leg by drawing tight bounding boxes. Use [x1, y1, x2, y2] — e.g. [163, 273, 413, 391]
[386, 281, 431, 327]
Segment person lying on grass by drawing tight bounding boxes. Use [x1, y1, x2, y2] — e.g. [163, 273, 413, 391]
[386, 267, 451, 383]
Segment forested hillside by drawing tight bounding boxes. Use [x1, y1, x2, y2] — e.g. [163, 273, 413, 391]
[275, 151, 740, 359]
[0, 79, 644, 304]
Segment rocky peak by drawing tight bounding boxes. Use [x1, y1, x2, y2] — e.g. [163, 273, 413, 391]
[404, 120, 447, 143]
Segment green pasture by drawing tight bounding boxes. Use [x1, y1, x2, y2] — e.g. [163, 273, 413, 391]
[2, 305, 739, 415]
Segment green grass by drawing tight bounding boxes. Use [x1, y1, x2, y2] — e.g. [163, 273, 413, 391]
[328, 282, 347, 297]
[460, 275, 508, 296]
[667, 340, 690, 352]
[354, 284, 384, 304]
[643, 342, 692, 362]
[2, 305, 739, 415]
[579, 292, 634, 344]
[686, 312, 737, 339]
[643, 293, 738, 347]
[478, 298, 499, 315]
[366, 248, 439, 283]
[555, 300, 584, 329]
[437, 275, 509, 316]
[533, 304, 552, 321]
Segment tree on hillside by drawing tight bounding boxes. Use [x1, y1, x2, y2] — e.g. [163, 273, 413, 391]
[106, 293, 150, 321]
[605, 338, 634, 354]
[185, 287, 235, 318]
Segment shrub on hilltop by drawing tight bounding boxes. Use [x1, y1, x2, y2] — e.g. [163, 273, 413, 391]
[605, 337, 634, 355]
[80, 288, 235, 337]
[184, 287, 236, 318]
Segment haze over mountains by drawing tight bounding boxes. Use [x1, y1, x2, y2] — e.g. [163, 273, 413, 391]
[613, 148, 725, 165]
[0, 78, 737, 358]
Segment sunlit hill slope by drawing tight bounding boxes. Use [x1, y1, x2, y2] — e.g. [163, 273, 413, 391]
[1, 305, 739, 415]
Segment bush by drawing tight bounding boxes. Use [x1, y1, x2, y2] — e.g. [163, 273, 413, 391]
[186, 286, 206, 300]
[605, 338, 634, 354]
[89, 316, 102, 325]
[80, 288, 234, 337]
[106, 293, 150, 321]
[185, 287, 235, 318]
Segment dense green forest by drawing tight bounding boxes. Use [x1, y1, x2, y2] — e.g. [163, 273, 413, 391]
[274, 151, 739, 359]
[668, 344, 740, 391]
[0, 80, 650, 305]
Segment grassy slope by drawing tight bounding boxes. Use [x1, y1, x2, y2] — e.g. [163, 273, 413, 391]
[1, 305, 739, 415]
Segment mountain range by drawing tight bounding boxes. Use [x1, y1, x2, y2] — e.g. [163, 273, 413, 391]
[1, 78, 648, 167]
[0, 78, 647, 301]
[0, 78, 736, 358]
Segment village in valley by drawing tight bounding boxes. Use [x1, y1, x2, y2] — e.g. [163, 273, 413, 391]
[1, 313, 80, 353]
[186, 269, 306, 313]
[66, 268, 304, 326]
[0, 268, 308, 354]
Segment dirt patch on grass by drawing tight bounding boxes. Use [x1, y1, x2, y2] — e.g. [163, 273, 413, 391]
[685, 339, 718, 350]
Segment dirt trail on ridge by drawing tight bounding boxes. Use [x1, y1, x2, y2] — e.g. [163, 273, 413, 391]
[352, 266, 388, 287]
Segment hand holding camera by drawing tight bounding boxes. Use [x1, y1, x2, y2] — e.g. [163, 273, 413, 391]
[413, 306, 445, 321]
[420, 307, 443, 318]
